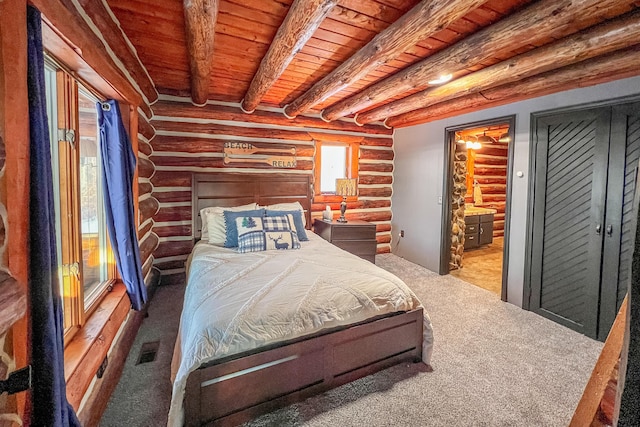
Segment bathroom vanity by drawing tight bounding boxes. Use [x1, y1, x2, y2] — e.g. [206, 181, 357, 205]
[464, 206, 497, 250]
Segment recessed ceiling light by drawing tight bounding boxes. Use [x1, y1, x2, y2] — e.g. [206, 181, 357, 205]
[428, 74, 452, 85]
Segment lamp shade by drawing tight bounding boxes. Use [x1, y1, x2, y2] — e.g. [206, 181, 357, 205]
[336, 178, 357, 196]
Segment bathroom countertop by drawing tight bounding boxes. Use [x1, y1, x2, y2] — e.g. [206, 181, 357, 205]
[464, 206, 497, 216]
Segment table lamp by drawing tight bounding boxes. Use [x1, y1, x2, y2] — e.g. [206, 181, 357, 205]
[335, 178, 357, 223]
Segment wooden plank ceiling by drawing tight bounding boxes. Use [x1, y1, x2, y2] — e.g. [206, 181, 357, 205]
[107, 0, 640, 127]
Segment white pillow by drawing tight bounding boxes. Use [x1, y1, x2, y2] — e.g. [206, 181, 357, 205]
[263, 201, 306, 226]
[200, 203, 258, 243]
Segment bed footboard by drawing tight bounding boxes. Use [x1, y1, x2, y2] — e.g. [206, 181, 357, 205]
[184, 308, 424, 426]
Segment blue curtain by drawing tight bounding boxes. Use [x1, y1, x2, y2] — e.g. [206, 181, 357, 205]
[97, 100, 148, 310]
[27, 6, 81, 426]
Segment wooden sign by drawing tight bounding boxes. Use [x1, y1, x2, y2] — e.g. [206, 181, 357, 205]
[224, 155, 297, 168]
[224, 141, 295, 156]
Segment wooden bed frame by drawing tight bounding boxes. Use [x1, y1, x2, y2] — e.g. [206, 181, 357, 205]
[184, 173, 426, 426]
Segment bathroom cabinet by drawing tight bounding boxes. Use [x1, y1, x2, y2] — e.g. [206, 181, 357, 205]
[464, 212, 494, 250]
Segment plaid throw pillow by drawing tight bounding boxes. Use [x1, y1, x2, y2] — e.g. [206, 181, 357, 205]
[236, 215, 301, 253]
[265, 210, 308, 241]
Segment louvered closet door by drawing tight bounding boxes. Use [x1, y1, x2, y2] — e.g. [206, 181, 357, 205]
[599, 102, 640, 338]
[530, 108, 611, 339]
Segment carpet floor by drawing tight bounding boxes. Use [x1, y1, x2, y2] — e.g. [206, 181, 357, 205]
[100, 281, 185, 426]
[101, 254, 603, 426]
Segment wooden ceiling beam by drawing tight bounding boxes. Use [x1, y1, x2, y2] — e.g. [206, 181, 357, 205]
[386, 46, 640, 128]
[241, 0, 338, 113]
[357, 10, 640, 124]
[323, 0, 635, 122]
[281, 0, 486, 118]
[183, 0, 219, 106]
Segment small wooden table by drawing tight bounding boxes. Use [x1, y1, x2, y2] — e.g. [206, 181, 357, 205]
[313, 219, 377, 263]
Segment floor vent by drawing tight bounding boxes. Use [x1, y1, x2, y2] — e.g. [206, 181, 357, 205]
[136, 341, 160, 365]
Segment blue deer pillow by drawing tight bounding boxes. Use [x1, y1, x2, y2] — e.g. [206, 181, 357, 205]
[235, 215, 301, 253]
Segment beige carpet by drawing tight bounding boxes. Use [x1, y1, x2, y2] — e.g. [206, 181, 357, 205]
[245, 254, 603, 426]
[102, 254, 603, 427]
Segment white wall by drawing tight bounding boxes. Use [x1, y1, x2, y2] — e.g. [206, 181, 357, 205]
[392, 75, 640, 307]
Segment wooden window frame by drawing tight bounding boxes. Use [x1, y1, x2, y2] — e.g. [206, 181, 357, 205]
[314, 140, 359, 203]
[39, 15, 142, 419]
[48, 65, 117, 346]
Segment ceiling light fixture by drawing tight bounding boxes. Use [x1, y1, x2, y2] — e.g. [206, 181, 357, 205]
[477, 131, 496, 144]
[428, 74, 452, 85]
[499, 132, 511, 143]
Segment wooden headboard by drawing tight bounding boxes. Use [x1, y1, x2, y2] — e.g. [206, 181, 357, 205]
[192, 173, 313, 240]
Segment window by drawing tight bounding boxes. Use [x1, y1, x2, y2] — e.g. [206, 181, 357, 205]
[319, 145, 347, 193]
[44, 62, 115, 342]
[314, 141, 359, 199]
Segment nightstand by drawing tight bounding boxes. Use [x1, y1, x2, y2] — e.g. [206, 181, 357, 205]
[313, 219, 377, 263]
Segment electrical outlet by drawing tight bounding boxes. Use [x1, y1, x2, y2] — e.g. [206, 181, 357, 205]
[437, 196, 443, 205]
[400, 230, 405, 238]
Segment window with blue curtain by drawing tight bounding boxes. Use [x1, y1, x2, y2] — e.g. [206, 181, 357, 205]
[44, 60, 116, 343]
[27, 5, 81, 425]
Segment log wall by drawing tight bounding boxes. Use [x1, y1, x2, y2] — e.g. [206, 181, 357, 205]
[137, 111, 160, 287]
[0, 1, 29, 421]
[461, 141, 509, 238]
[149, 98, 394, 283]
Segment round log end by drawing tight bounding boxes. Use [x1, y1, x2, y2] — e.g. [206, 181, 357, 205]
[282, 104, 297, 119]
[319, 109, 332, 123]
[239, 99, 255, 114]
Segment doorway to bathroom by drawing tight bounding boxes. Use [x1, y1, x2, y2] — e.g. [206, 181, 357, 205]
[440, 116, 515, 300]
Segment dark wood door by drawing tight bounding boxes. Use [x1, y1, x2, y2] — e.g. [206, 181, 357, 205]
[530, 101, 640, 340]
[530, 107, 611, 339]
[599, 101, 640, 338]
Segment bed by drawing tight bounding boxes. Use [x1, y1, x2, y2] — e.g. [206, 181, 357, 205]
[169, 173, 434, 427]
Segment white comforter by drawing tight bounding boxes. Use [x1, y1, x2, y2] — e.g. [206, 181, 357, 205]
[168, 233, 433, 426]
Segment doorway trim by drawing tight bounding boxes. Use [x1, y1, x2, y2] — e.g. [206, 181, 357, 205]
[439, 115, 516, 302]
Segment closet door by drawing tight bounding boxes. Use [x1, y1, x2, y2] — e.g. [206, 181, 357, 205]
[599, 102, 640, 338]
[530, 108, 611, 339]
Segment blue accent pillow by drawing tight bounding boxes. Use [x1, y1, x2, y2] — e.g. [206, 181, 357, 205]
[223, 209, 265, 248]
[265, 210, 308, 241]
